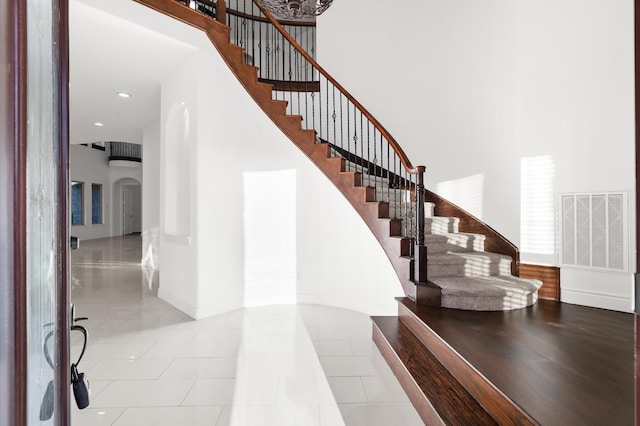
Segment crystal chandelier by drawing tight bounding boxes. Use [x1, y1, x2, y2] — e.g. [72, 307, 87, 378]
[255, 0, 334, 19]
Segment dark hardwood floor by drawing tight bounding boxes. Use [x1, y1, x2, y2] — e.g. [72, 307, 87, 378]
[396, 298, 634, 425]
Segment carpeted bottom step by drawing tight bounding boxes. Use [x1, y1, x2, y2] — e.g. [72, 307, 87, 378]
[431, 275, 542, 311]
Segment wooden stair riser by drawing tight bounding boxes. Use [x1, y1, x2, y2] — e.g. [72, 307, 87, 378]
[338, 171, 362, 187]
[424, 233, 486, 254]
[424, 217, 460, 234]
[427, 254, 513, 279]
[268, 99, 289, 116]
[361, 201, 390, 220]
[441, 291, 538, 312]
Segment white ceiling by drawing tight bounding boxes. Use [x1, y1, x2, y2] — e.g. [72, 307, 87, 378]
[69, 0, 202, 144]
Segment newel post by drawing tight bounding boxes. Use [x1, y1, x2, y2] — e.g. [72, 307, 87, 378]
[414, 167, 427, 284]
[413, 166, 440, 306]
[217, 0, 226, 24]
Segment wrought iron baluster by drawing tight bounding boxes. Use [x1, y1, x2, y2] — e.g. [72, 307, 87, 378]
[394, 153, 399, 220]
[385, 134, 390, 205]
[286, 33, 292, 113]
[339, 94, 344, 153]
[234, 12, 239, 45]
[259, 20, 263, 76]
[305, 57, 309, 130]
[250, 6, 255, 66]
[265, 25, 271, 81]
[240, 18, 246, 48]
[296, 27, 301, 120]
[366, 119, 371, 187]
[352, 104, 358, 175]
[310, 87, 316, 132]
[318, 73, 323, 141]
[346, 100, 350, 172]
[372, 129, 378, 193]
[359, 112, 364, 181]
[332, 86, 336, 147]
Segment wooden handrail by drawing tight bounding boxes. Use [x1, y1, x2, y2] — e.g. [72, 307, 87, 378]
[178, 0, 315, 26]
[251, 0, 425, 176]
[227, 5, 315, 26]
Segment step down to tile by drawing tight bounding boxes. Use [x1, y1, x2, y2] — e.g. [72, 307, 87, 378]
[372, 316, 498, 425]
[393, 297, 537, 425]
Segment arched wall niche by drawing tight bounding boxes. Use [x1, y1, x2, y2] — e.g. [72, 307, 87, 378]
[164, 102, 191, 237]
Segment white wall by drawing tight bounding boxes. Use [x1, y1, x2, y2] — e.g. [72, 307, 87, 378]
[319, 0, 523, 242]
[150, 28, 402, 319]
[519, 1, 635, 311]
[317, 0, 636, 311]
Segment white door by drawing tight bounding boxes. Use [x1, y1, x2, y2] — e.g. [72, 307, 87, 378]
[122, 185, 141, 235]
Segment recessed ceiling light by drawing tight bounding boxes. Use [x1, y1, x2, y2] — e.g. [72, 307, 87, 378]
[94, 122, 104, 127]
[117, 92, 131, 98]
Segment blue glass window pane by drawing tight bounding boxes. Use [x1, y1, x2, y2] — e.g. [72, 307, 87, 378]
[71, 181, 83, 225]
[92, 184, 102, 224]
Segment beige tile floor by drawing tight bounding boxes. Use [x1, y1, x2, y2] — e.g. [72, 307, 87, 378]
[70, 236, 423, 426]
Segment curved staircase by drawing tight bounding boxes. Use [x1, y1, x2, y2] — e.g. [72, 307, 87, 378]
[135, 0, 543, 312]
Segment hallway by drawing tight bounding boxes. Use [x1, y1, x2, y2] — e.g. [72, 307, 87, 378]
[70, 236, 422, 425]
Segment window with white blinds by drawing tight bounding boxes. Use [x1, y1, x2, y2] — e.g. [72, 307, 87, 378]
[560, 192, 627, 271]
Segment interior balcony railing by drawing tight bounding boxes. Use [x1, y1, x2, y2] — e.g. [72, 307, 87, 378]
[176, 0, 428, 281]
[108, 142, 142, 163]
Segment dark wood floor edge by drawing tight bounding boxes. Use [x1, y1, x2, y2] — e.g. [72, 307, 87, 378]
[371, 319, 446, 426]
[396, 300, 538, 425]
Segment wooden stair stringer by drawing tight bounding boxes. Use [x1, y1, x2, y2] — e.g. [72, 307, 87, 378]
[133, 0, 420, 299]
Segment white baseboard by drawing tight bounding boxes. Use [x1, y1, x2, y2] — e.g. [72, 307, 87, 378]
[159, 290, 401, 319]
[560, 288, 632, 313]
[158, 289, 250, 320]
[158, 289, 198, 319]
[194, 301, 245, 320]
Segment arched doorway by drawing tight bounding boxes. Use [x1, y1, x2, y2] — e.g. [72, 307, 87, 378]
[112, 178, 142, 236]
